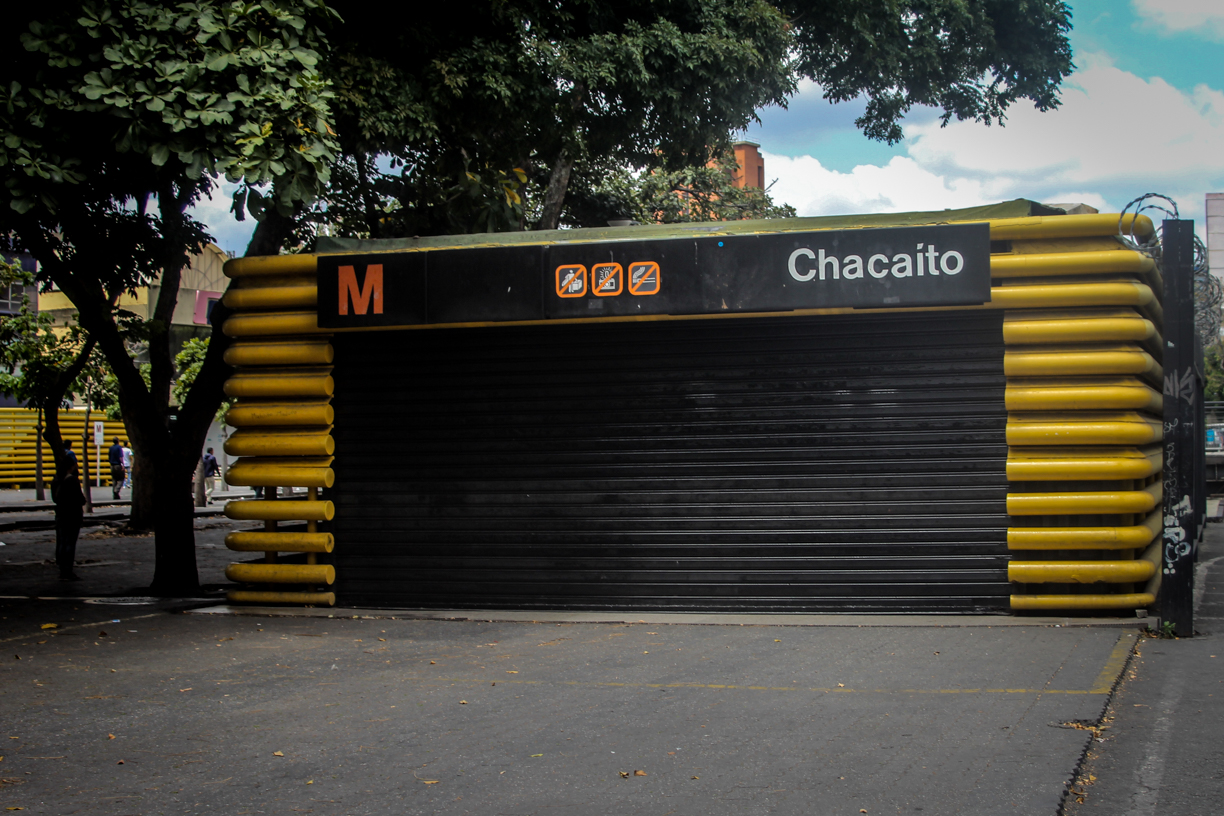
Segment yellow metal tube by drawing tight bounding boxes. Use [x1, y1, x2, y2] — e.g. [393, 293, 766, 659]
[224, 430, 335, 457]
[1006, 415, 1163, 446]
[222, 311, 326, 338]
[223, 285, 318, 311]
[1005, 446, 1161, 481]
[1004, 348, 1159, 378]
[225, 531, 334, 553]
[223, 340, 334, 367]
[225, 461, 334, 489]
[224, 499, 334, 522]
[1005, 381, 1162, 413]
[1008, 560, 1157, 584]
[225, 401, 335, 427]
[990, 250, 1155, 279]
[1006, 481, 1161, 516]
[1010, 593, 1155, 610]
[1008, 510, 1160, 550]
[226, 562, 335, 585]
[989, 213, 1154, 241]
[989, 282, 1154, 310]
[1003, 316, 1156, 345]
[224, 254, 318, 279]
[226, 590, 336, 606]
[224, 372, 334, 399]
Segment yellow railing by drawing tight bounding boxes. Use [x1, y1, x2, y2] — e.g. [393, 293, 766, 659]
[0, 407, 129, 487]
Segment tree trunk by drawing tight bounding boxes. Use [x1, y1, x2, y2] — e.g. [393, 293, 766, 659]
[536, 151, 574, 231]
[148, 453, 200, 595]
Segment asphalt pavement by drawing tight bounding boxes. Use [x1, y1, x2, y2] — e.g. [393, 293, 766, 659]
[0, 518, 1220, 815]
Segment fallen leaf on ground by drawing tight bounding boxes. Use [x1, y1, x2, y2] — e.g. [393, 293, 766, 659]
[429, 661, 436, 665]
[634, 770, 647, 776]
[459, 701, 467, 705]
[861, 810, 868, 813]
[179, 688, 192, 693]
[506, 670, 518, 674]
[422, 780, 439, 785]
[117, 760, 124, 765]
[531, 754, 543, 757]
[619, 772, 630, 779]
[273, 751, 284, 757]
[40, 624, 57, 630]
[107, 734, 115, 740]
[691, 776, 700, 780]
[307, 780, 313, 785]
[838, 683, 845, 688]
[775, 639, 781, 642]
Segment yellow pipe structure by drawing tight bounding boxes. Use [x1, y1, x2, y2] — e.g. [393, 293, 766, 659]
[990, 250, 1155, 279]
[1008, 559, 1157, 584]
[226, 459, 335, 489]
[988, 213, 1154, 241]
[225, 531, 335, 553]
[224, 254, 318, 279]
[227, 590, 336, 606]
[988, 281, 1155, 311]
[1006, 481, 1161, 516]
[1006, 413, 1162, 446]
[224, 429, 335, 457]
[1005, 379, 1162, 412]
[1010, 593, 1155, 610]
[1008, 510, 1161, 550]
[1004, 347, 1159, 378]
[225, 562, 336, 585]
[1002, 313, 1157, 345]
[223, 285, 318, 311]
[225, 400, 335, 427]
[223, 370, 334, 399]
[1005, 446, 1161, 481]
[224, 340, 334, 368]
[223, 311, 326, 338]
[224, 499, 334, 522]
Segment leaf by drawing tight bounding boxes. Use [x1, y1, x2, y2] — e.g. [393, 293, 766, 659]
[40, 623, 57, 629]
[422, 780, 439, 785]
[619, 771, 629, 778]
[273, 751, 284, 757]
[530, 754, 543, 758]
[459, 700, 467, 705]
[107, 734, 115, 740]
[634, 770, 647, 776]
[691, 776, 700, 780]
[506, 670, 518, 674]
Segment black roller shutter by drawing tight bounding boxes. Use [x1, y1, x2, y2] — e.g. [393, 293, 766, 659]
[330, 310, 1009, 612]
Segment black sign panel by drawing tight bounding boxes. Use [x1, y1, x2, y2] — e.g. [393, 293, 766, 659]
[318, 223, 990, 329]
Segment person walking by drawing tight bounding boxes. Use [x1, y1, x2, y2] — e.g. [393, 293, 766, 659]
[202, 447, 221, 504]
[120, 440, 133, 489]
[107, 436, 125, 500]
[51, 440, 85, 581]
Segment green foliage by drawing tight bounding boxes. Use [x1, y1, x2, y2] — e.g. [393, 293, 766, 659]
[1206, 345, 1224, 402]
[4, 0, 340, 220]
[781, 0, 1074, 144]
[314, 0, 795, 239]
[172, 336, 229, 420]
[564, 157, 797, 228]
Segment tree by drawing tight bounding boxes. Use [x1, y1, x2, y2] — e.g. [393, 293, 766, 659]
[1, 1, 339, 594]
[310, 0, 1071, 241]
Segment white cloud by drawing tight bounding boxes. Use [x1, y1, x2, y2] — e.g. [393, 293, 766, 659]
[188, 180, 256, 257]
[1132, 0, 1224, 39]
[762, 59, 1224, 230]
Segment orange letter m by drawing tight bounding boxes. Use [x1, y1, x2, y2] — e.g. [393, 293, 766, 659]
[338, 264, 384, 315]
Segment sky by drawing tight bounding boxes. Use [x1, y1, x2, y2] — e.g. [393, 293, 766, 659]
[744, 0, 1224, 231]
[194, 0, 1224, 253]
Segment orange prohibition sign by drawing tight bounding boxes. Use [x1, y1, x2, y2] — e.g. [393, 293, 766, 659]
[628, 261, 661, 295]
[592, 262, 623, 296]
[555, 264, 587, 297]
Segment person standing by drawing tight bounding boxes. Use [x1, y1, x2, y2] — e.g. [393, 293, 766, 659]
[107, 436, 125, 500]
[202, 447, 220, 504]
[51, 440, 85, 581]
[120, 440, 133, 489]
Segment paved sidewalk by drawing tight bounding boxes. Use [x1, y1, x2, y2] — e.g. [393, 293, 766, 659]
[1062, 524, 1224, 815]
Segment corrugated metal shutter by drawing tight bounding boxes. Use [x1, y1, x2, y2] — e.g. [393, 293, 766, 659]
[330, 310, 1009, 612]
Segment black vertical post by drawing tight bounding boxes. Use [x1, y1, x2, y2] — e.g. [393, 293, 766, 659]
[1161, 219, 1200, 635]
